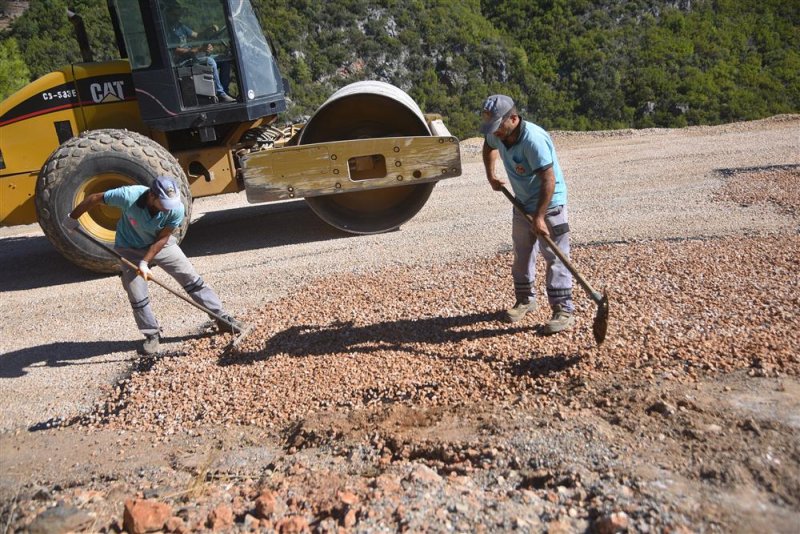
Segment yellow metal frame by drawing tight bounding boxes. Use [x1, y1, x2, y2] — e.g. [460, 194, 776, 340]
[1, 173, 38, 226]
[0, 60, 144, 227]
[174, 147, 239, 198]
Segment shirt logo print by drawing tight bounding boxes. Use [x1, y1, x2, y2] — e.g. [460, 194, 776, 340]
[515, 164, 526, 175]
[129, 216, 138, 226]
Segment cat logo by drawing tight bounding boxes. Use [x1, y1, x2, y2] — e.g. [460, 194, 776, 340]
[89, 80, 126, 103]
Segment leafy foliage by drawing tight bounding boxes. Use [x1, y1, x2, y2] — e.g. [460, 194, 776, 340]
[0, 37, 29, 100]
[6, 0, 117, 80]
[3, 0, 798, 138]
[481, 0, 800, 131]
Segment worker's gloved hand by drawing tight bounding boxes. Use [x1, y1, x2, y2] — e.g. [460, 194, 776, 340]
[63, 215, 80, 233]
[138, 260, 152, 280]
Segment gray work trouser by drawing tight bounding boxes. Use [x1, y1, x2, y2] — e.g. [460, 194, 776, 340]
[117, 237, 225, 336]
[511, 205, 574, 312]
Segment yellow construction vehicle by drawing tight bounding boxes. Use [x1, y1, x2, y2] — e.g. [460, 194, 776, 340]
[0, 0, 461, 272]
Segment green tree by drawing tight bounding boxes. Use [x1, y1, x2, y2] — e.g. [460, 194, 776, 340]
[9, 0, 116, 80]
[5, 0, 798, 135]
[0, 37, 30, 100]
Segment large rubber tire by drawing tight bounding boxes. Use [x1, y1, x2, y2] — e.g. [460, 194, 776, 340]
[36, 129, 191, 274]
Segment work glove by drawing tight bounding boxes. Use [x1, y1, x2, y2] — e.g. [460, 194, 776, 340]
[63, 215, 80, 233]
[138, 260, 152, 280]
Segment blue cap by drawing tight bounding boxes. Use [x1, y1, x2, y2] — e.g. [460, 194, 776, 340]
[150, 176, 181, 211]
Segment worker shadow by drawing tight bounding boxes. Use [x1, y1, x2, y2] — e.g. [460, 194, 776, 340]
[220, 311, 526, 366]
[0, 334, 204, 378]
[0, 340, 138, 378]
[507, 353, 582, 378]
[181, 200, 351, 257]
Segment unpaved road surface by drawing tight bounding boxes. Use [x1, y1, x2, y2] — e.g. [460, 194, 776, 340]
[1, 116, 798, 532]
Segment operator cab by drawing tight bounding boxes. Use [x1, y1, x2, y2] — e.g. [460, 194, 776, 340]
[107, 0, 286, 139]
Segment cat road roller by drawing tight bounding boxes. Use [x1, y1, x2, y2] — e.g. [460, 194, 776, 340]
[0, 0, 461, 273]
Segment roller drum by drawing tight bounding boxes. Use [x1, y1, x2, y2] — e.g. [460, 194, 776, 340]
[300, 81, 437, 234]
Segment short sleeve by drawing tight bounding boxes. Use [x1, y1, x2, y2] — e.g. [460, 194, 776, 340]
[163, 208, 184, 229]
[484, 134, 499, 150]
[524, 134, 553, 173]
[103, 187, 135, 209]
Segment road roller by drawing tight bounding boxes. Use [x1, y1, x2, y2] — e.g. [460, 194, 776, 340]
[0, 0, 461, 273]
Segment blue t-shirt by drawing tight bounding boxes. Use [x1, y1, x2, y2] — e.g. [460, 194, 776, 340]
[168, 22, 194, 48]
[486, 120, 568, 212]
[104, 185, 184, 249]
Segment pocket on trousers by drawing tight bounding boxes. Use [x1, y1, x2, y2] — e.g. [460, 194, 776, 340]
[546, 205, 569, 236]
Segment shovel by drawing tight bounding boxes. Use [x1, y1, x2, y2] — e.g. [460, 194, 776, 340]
[499, 186, 609, 345]
[77, 227, 254, 347]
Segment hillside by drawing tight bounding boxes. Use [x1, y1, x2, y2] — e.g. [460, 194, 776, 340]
[0, 1, 27, 31]
[1, 0, 798, 139]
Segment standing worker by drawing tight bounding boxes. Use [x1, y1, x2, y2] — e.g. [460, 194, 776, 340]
[65, 177, 243, 355]
[480, 94, 575, 334]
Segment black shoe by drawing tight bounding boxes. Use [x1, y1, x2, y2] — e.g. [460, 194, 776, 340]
[216, 314, 244, 333]
[141, 333, 160, 355]
[217, 93, 235, 103]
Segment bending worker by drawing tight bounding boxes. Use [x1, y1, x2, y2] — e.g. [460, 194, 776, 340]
[480, 94, 575, 334]
[65, 177, 243, 355]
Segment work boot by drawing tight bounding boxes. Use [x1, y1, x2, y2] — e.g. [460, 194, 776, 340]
[505, 298, 536, 323]
[216, 314, 245, 333]
[542, 304, 575, 334]
[141, 333, 160, 355]
[218, 93, 236, 103]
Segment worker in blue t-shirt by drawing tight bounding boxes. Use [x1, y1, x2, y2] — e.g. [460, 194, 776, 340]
[66, 177, 242, 355]
[480, 94, 575, 334]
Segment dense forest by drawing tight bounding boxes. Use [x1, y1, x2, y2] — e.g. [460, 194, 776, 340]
[1, 0, 798, 138]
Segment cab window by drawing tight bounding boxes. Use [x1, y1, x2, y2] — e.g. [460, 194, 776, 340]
[110, 0, 152, 69]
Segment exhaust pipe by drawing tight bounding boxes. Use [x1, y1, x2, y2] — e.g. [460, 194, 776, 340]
[67, 8, 94, 63]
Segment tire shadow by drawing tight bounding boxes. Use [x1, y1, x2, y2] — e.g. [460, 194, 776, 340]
[0, 201, 351, 292]
[0, 235, 97, 292]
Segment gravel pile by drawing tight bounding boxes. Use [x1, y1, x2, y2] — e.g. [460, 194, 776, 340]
[80, 229, 799, 434]
[15, 223, 800, 532]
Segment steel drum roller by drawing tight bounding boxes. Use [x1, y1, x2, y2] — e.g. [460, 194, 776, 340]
[300, 81, 437, 234]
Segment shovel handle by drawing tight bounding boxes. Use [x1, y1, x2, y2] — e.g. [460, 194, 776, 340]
[499, 186, 603, 304]
[76, 227, 233, 325]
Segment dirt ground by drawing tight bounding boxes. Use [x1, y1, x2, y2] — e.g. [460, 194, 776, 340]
[1, 117, 799, 533]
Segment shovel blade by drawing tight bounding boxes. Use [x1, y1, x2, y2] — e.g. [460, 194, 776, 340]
[592, 292, 610, 345]
[231, 323, 256, 347]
